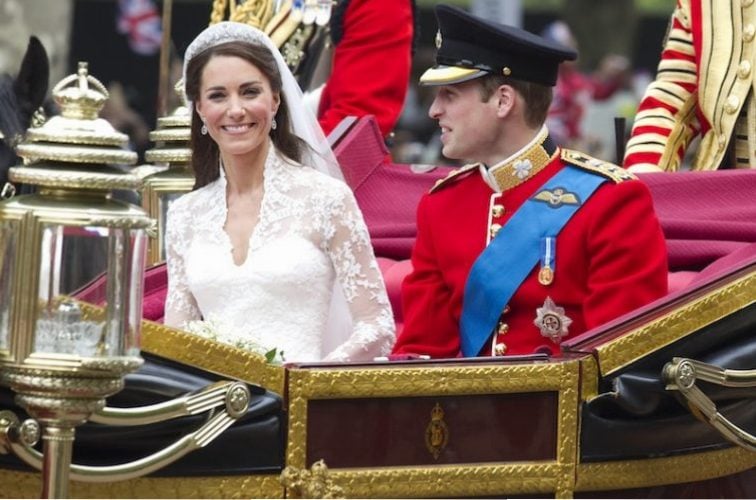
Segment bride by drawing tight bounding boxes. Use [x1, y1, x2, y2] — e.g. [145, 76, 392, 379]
[164, 21, 395, 362]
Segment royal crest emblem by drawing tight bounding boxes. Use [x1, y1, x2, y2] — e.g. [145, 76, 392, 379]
[425, 403, 449, 460]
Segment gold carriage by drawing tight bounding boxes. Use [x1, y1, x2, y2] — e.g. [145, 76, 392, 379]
[0, 1, 754, 498]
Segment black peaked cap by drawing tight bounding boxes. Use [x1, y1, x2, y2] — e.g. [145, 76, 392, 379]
[420, 4, 577, 86]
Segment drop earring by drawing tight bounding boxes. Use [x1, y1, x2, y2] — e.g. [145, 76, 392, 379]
[201, 123, 208, 135]
[271, 118, 277, 131]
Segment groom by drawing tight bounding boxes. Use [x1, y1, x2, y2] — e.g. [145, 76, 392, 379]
[392, 5, 668, 358]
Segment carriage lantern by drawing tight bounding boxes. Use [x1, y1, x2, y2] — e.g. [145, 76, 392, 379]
[139, 80, 194, 265]
[0, 62, 149, 497]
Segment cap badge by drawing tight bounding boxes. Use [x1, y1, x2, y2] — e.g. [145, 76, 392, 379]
[533, 187, 581, 208]
[534, 297, 572, 344]
[435, 29, 442, 49]
[502, 67, 512, 76]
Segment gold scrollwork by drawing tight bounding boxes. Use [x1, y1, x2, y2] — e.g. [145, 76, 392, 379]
[148, 129, 190, 142]
[140, 319, 286, 395]
[289, 362, 573, 400]
[597, 271, 756, 375]
[286, 360, 582, 497]
[0, 469, 284, 498]
[13, 394, 104, 414]
[14, 144, 137, 166]
[155, 115, 190, 129]
[286, 362, 576, 467]
[580, 355, 599, 401]
[25, 128, 126, 147]
[328, 463, 563, 498]
[144, 149, 192, 164]
[281, 459, 345, 499]
[576, 446, 756, 491]
[9, 167, 143, 191]
[0, 371, 123, 395]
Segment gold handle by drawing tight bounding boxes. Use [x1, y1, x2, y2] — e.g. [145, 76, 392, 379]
[0, 381, 251, 482]
[664, 357, 756, 452]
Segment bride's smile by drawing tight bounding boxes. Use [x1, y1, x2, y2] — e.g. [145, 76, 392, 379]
[196, 54, 280, 161]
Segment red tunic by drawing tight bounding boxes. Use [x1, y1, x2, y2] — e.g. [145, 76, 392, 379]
[317, 0, 414, 137]
[393, 148, 668, 358]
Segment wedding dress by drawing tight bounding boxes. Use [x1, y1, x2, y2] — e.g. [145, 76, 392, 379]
[164, 148, 395, 362]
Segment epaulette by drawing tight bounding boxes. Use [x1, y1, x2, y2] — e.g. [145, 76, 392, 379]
[429, 163, 479, 193]
[561, 149, 637, 183]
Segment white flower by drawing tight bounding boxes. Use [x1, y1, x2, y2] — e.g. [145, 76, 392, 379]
[183, 316, 285, 364]
[514, 159, 533, 179]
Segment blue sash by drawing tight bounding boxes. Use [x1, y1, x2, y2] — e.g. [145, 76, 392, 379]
[459, 165, 607, 357]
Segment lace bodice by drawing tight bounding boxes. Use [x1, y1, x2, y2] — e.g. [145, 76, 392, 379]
[164, 148, 395, 362]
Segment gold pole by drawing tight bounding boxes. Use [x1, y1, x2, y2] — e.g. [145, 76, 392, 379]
[156, 0, 175, 119]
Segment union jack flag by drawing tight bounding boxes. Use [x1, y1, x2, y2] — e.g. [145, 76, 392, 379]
[116, 0, 163, 56]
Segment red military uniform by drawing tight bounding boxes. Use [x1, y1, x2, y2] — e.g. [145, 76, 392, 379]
[393, 131, 668, 358]
[317, 0, 414, 137]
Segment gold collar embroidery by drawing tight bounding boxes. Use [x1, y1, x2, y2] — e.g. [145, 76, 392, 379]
[483, 127, 558, 193]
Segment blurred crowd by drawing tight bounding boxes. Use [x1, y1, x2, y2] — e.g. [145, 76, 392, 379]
[0, 0, 658, 171]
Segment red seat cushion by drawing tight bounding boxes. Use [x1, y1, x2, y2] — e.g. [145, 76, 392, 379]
[377, 258, 412, 324]
[142, 264, 168, 323]
[667, 271, 697, 294]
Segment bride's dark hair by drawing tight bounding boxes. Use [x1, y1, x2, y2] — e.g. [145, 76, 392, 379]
[184, 41, 308, 189]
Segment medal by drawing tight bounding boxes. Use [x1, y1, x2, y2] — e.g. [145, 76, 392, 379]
[538, 266, 554, 285]
[538, 237, 556, 285]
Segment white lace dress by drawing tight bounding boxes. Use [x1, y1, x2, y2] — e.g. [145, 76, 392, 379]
[164, 148, 395, 362]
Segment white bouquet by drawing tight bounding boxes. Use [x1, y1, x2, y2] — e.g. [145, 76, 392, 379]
[183, 316, 284, 365]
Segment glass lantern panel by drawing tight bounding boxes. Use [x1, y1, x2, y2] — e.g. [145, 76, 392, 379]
[102, 227, 145, 357]
[34, 224, 108, 357]
[33, 223, 146, 358]
[0, 219, 18, 350]
[126, 229, 147, 355]
[157, 191, 185, 262]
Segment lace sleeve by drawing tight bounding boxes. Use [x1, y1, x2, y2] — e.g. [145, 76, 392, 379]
[321, 183, 396, 362]
[164, 200, 202, 328]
